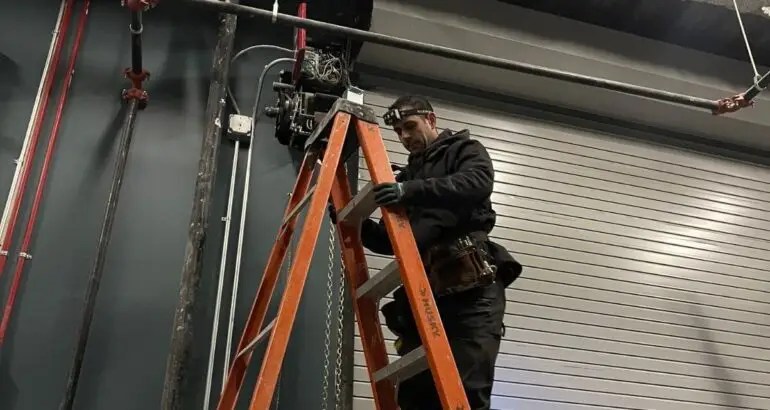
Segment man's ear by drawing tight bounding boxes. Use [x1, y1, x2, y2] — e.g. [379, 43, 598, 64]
[427, 112, 437, 129]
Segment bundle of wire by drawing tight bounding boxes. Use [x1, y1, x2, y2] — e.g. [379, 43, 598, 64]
[302, 49, 347, 86]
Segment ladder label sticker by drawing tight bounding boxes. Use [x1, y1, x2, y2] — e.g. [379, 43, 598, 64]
[419, 286, 442, 337]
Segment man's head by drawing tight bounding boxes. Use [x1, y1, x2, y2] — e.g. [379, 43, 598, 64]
[384, 95, 439, 153]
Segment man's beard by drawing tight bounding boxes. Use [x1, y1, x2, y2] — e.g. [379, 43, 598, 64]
[407, 135, 429, 153]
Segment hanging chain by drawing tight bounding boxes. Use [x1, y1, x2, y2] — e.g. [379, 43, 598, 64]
[320, 222, 336, 410]
[333, 164, 349, 409]
[333, 244, 347, 410]
[325, 164, 350, 409]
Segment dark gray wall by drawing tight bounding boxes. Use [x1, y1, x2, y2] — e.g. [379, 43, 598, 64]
[0, 1, 351, 409]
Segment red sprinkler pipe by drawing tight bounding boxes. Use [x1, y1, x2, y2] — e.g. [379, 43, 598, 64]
[291, 1, 307, 84]
[0, 0, 91, 345]
[0, 0, 75, 278]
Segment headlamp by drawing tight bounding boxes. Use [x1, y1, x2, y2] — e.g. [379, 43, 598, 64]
[383, 108, 433, 126]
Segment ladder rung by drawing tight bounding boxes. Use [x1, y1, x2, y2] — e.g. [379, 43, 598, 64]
[374, 346, 428, 383]
[337, 182, 377, 224]
[235, 318, 276, 360]
[282, 184, 317, 226]
[356, 260, 401, 300]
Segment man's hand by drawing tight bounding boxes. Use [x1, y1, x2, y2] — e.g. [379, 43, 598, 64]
[373, 182, 406, 206]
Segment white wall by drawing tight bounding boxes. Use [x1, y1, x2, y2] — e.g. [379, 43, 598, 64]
[357, 0, 770, 151]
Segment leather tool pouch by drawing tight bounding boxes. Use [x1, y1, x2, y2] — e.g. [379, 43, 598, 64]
[424, 235, 496, 297]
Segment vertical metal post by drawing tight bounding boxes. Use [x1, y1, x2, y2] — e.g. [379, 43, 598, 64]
[160, 9, 238, 410]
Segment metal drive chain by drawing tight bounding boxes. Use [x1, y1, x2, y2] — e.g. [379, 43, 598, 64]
[324, 164, 349, 409]
[333, 253, 347, 410]
[320, 222, 337, 410]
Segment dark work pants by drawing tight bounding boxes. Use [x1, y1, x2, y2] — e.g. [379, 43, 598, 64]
[396, 281, 506, 410]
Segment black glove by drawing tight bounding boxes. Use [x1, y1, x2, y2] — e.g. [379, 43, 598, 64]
[327, 203, 337, 224]
[373, 182, 406, 206]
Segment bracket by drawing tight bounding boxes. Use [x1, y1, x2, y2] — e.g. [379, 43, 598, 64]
[122, 68, 150, 109]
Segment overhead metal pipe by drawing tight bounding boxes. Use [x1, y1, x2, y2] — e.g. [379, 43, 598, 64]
[161, 6, 238, 410]
[182, 0, 728, 112]
[744, 71, 769, 102]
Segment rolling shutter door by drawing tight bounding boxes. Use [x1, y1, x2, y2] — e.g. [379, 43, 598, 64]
[352, 91, 770, 410]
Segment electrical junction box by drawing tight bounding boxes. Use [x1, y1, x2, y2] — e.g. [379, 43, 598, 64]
[228, 113, 252, 144]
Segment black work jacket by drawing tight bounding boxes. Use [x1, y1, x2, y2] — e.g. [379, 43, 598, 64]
[361, 129, 522, 286]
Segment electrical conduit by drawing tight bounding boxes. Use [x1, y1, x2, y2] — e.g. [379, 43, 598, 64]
[223, 57, 296, 379]
[202, 44, 292, 410]
[0, 0, 73, 280]
[0, 0, 91, 345]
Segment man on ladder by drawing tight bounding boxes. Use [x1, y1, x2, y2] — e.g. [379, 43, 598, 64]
[216, 89, 522, 410]
[333, 95, 522, 409]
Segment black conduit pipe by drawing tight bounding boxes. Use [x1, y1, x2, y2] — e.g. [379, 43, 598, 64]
[160, 10, 238, 410]
[58, 99, 140, 410]
[58, 7, 149, 410]
[131, 10, 143, 73]
[183, 0, 726, 112]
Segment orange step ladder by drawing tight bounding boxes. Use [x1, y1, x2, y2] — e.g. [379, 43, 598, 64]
[215, 96, 470, 410]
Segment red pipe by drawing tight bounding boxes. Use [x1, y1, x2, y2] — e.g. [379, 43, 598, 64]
[0, 0, 75, 278]
[291, 2, 307, 83]
[125, 0, 160, 11]
[0, 0, 91, 345]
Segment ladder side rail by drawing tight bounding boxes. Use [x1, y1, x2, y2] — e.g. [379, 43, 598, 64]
[217, 150, 318, 410]
[247, 112, 353, 410]
[330, 160, 398, 410]
[355, 120, 470, 410]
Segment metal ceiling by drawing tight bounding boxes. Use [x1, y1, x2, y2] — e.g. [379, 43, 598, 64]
[498, 0, 770, 67]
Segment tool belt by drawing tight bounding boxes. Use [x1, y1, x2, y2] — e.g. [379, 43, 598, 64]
[423, 232, 496, 297]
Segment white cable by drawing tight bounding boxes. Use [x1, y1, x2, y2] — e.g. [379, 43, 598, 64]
[202, 44, 292, 410]
[227, 45, 293, 115]
[732, 0, 761, 84]
[224, 57, 296, 382]
[0, 0, 67, 253]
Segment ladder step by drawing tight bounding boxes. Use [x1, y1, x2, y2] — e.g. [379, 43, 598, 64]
[337, 182, 377, 224]
[374, 346, 428, 383]
[356, 260, 401, 300]
[235, 318, 276, 360]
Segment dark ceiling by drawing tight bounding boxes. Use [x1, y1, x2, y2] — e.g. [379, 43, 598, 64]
[499, 0, 770, 67]
[240, 0, 769, 69]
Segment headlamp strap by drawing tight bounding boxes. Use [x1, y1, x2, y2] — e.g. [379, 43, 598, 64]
[383, 108, 433, 125]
